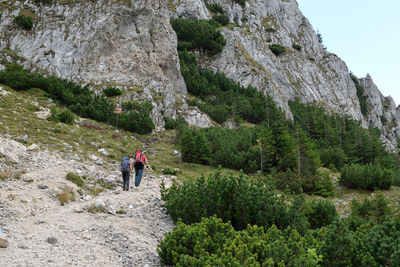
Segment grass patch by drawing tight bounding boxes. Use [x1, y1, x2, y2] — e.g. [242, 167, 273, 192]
[0, 169, 13, 180]
[56, 189, 70, 206]
[116, 209, 126, 214]
[87, 204, 106, 213]
[66, 172, 85, 188]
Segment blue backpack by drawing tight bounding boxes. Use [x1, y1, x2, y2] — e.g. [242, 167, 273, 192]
[121, 157, 130, 171]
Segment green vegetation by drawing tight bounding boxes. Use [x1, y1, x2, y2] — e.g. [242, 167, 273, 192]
[160, 171, 400, 266]
[161, 171, 311, 233]
[205, 3, 223, 14]
[233, 0, 246, 7]
[350, 73, 368, 116]
[49, 108, 75, 124]
[292, 43, 302, 51]
[211, 14, 229, 26]
[13, 15, 33, 30]
[170, 18, 226, 55]
[340, 163, 393, 190]
[269, 44, 286, 56]
[0, 64, 154, 134]
[103, 86, 122, 97]
[66, 172, 85, 188]
[34, 0, 52, 3]
[158, 216, 322, 266]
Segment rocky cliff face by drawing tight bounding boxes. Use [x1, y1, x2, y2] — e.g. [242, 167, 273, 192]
[171, 0, 400, 150]
[1, 0, 399, 148]
[0, 0, 211, 130]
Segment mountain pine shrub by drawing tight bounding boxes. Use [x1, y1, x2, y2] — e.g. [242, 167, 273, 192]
[205, 3, 224, 14]
[13, 15, 33, 30]
[160, 170, 310, 233]
[103, 86, 122, 97]
[158, 216, 322, 266]
[292, 43, 302, 51]
[306, 199, 338, 229]
[340, 163, 393, 190]
[269, 44, 286, 56]
[170, 18, 226, 55]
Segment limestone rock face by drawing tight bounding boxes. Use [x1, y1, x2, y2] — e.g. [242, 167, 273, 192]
[171, 0, 400, 148]
[0, 0, 188, 129]
[360, 74, 400, 151]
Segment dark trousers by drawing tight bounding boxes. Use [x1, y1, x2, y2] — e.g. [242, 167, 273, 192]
[122, 170, 130, 191]
[134, 163, 144, 187]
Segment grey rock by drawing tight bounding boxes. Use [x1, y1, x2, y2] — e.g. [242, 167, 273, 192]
[46, 237, 58, 245]
[38, 184, 48, 189]
[94, 199, 105, 209]
[27, 144, 40, 152]
[95, 158, 104, 165]
[17, 242, 29, 249]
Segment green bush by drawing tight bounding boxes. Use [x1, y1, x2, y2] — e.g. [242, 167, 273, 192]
[340, 163, 393, 190]
[319, 147, 346, 171]
[164, 117, 178, 130]
[205, 3, 224, 14]
[301, 171, 335, 197]
[350, 193, 391, 223]
[34, 0, 52, 3]
[158, 216, 322, 266]
[49, 108, 75, 124]
[13, 15, 33, 30]
[211, 15, 229, 26]
[170, 18, 226, 55]
[292, 43, 302, 51]
[350, 73, 368, 116]
[161, 170, 310, 233]
[307, 199, 338, 229]
[269, 44, 286, 56]
[103, 87, 122, 97]
[233, 0, 246, 7]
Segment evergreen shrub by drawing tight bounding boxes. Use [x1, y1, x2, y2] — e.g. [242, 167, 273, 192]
[205, 3, 224, 14]
[103, 87, 122, 97]
[34, 0, 52, 3]
[292, 44, 302, 51]
[269, 44, 286, 56]
[350, 193, 391, 223]
[170, 18, 226, 55]
[164, 117, 178, 130]
[160, 170, 309, 233]
[13, 15, 33, 30]
[306, 199, 338, 229]
[211, 15, 229, 26]
[49, 108, 75, 124]
[158, 216, 322, 266]
[340, 163, 393, 190]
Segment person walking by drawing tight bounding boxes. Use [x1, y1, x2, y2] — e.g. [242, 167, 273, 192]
[132, 149, 150, 187]
[121, 156, 131, 191]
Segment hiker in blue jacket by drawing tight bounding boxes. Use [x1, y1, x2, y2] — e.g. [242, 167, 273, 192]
[121, 156, 131, 191]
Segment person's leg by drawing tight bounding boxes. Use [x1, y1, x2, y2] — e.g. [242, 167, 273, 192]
[123, 171, 130, 191]
[135, 168, 143, 187]
[122, 171, 126, 191]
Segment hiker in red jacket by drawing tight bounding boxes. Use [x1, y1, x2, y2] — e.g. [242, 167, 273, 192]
[132, 149, 151, 187]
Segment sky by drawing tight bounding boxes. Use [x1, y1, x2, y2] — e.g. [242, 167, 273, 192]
[297, 0, 400, 106]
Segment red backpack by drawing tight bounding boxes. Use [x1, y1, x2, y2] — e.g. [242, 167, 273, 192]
[134, 150, 144, 163]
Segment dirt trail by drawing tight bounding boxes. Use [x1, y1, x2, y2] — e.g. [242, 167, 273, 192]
[0, 136, 175, 267]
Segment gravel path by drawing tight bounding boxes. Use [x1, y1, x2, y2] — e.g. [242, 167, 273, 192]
[0, 136, 175, 266]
